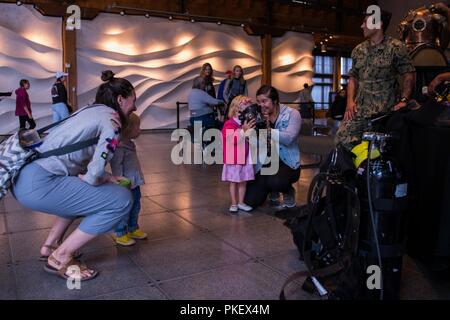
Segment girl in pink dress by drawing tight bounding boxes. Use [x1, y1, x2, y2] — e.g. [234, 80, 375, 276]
[222, 96, 255, 213]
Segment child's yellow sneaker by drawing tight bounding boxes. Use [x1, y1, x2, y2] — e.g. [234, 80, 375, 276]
[115, 234, 136, 246]
[128, 229, 148, 240]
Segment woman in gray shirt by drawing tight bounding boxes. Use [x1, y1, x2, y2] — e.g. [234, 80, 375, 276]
[12, 71, 137, 281]
[188, 76, 223, 133]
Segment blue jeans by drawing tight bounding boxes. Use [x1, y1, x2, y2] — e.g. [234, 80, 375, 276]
[189, 113, 217, 146]
[189, 113, 216, 129]
[115, 186, 141, 236]
[52, 102, 70, 123]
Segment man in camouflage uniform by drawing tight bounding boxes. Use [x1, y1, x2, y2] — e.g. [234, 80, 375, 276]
[335, 10, 416, 150]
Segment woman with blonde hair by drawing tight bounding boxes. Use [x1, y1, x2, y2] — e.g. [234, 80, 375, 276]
[221, 95, 255, 213]
[199, 62, 216, 98]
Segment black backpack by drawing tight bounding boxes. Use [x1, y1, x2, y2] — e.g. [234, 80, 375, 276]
[280, 146, 364, 299]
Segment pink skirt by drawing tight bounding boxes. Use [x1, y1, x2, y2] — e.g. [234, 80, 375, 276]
[222, 163, 255, 183]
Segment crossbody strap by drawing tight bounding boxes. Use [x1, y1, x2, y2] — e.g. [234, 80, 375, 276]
[36, 104, 105, 158]
[37, 137, 99, 159]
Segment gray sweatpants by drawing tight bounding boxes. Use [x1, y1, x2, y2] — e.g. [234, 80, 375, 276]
[12, 162, 133, 235]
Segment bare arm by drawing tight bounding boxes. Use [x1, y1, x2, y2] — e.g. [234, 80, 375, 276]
[433, 2, 450, 32]
[401, 72, 416, 100]
[344, 76, 359, 121]
[392, 72, 416, 111]
[429, 72, 450, 93]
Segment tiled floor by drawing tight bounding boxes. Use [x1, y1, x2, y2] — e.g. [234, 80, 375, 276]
[0, 132, 448, 300]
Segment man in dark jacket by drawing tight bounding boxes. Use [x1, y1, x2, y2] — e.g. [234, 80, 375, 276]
[51, 71, 70, 122]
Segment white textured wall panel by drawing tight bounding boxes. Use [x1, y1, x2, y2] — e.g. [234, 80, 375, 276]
[77, 14, 263, 129]
[0, 4, 62, 133]
[272, 31, 315, 103]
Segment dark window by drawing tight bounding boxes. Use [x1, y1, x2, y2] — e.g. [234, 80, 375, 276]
[340, 57, 353, 86]
[313, 55, 334, 110]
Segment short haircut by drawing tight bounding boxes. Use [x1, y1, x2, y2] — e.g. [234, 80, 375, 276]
[19, 79, 29, 87]
[364, 9, 392, 33]
[192, 76, 205, 89]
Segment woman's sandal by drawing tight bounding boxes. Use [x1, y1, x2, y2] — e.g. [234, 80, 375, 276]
[39, 245, 82, 262]
[44, 254, 99, 281]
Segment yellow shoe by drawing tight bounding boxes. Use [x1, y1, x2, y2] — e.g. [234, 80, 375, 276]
[128, 229, 148, 240]
[115, 234, 136, 246]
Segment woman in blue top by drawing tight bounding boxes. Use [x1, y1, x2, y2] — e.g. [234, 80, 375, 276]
[244, 85, 302, 209]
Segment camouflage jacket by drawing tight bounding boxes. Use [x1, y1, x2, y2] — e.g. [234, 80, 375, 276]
[349, 35, 415, 117]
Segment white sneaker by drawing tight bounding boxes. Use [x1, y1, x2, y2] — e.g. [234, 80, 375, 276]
[229, 205, 238, 213]
[282, 188, 297, 208]
[238, 203, 253, 212]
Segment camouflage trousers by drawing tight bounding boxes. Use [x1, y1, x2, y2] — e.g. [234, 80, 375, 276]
[334, 115, 370, 151]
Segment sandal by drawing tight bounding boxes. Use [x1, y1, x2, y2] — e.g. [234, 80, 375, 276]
[44, 254, 99, 281]
[39, 245, 82, 262]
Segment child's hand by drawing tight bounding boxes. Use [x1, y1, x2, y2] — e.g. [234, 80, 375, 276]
[243, 119, 256, 132]
[108, 176, 129, 184]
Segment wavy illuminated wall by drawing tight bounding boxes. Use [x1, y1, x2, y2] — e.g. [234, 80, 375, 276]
[77, 14, 263, 129]
[272, 31, 315, 103]
[0, 8, 313, 132]
[0, 4, 62, 133]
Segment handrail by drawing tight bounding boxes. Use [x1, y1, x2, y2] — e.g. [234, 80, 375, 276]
[177, 101, 331, 128]
[2, 101, 328, 135]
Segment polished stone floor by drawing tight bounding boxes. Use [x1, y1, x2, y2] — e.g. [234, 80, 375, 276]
[0, 132, 449, 300]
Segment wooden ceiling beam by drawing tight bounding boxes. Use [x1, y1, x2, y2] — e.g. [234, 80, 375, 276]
[0, 0, 371, 43]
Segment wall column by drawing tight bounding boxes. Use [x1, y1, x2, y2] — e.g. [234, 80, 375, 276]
[62, 17, 78, 110]
[261, 34, 272, 86]
[334, 54, 341, 92]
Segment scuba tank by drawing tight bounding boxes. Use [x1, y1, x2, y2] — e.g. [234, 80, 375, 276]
[352, 131, 409, 300]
